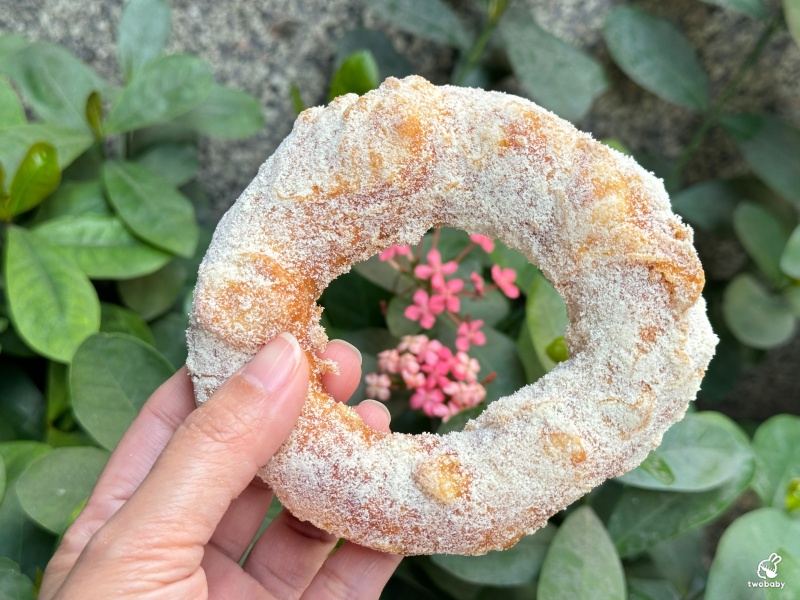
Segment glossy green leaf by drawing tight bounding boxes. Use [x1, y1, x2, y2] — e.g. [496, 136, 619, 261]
[699, 0, 766, 18]
[150, 312, 188, 368]
[103, 160, 198, 257]
[16, 446, 108, 534]
[670, 179, 740, 234]
[0, 364, 44, 442]
[32, 214, 172, 279]
[4, 226, 100, 362]
[105, 54, 213, 134]
[733, 202, 790, 283]
[46, 361, 70, 425]
[525, 272, 568, 373]
[353, 254, 416, 295]
[364, 0, 471, 49]
[637, 452, 675, 486]
[0, 76, 25, 129]
[780, 225, 800, 278]
[786, 0, 800, 48]
[6, 42, 105, 131]
[604, 7, 709, 111]
[329, 50, 380, 101]
[334, 28, 413, 79]
[322, 270, 392, 331]
[617, 412, 746, 492]
[706, 508, 800, 599]
[723, 114, 800, 205]
[71, 333, 175, 450]
[134, 142, 199, 186]
[538, 507, 625, 599]
[85, 90, 103, 140]
[173, 84, 264, 139]
[458, 289, 510, 328]
[100, 302, 154, 345]
[117, 259, 188, 320]
[0, 123, 92, 177]
[608, 415, 754, 557]
[433, 525, 555, 586]
[2, 142, 60, 219]
[118, 0, 171, 81]
[723, 274, 796, 349]
[35, 179, 111, 222]
[752, 415, 800, 509]
[500, 6, 608, 122]
[385, 295, 420, 338]
[0, 557, 35, 600]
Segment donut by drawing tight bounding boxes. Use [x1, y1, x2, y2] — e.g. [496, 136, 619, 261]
[187, 76, 717, 556]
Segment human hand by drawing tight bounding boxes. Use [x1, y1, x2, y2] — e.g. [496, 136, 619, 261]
[40, 333, 401, 599]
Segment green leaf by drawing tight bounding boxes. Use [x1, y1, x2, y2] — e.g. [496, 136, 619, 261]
[334, 28, 413, 79]
[34, 179, 111, 222]
[117, 259, 188, 320]
[322, 270, 392, 330]
[516, 325, 547, 384]
[328, 50, 380, 101]
[71, 333, 175, 450]
[4, 226, 100, 362]
[2, 142, 60, 219]
[364, 0, 472, 49]
[780, 225, 800, 279]
[46, 361, 71, 425]
[786, 0, 800, 48]
[723, 274, 796, 349]
[100, 302, 154, 345]
[150, 311, 188, 368]
[173, 84, 264, 139]
[785, 285, 800, 318]
[104, 54, 213, 134]
[32, 214, 172, 279]
[0, 457, 4, 503]
[499, 6, 608, 122]
[699, 0, 766, 18]
[538, 507, 625, 599]
[490, 241, 540, 293]
[118, 0, 172, 81]
[84, 90, 103, 140]
[723, 114, 800, 205]
[0, 124, 92, 177]
[6, 42, 106, 132]
[670, 179, 740, 234]
[0, 364, 45, 441]
[706, 508, 800, 599]
[617, 412, 747, 492]
[432, 525, 556, 586]
[636, 452, 676, 486]
[0, 34, 30, 70]
[0, 76, 25, 130]
[353, 254, 416, 295]
[648, 529, 704, 597]
[103, 160, 198, 257]
[458, 289, 510, 328]
[752, 415, 800, 509]
[0, 557, 35, 600]
[608, 415, 754, 557]
[603, 7, 709, 111]
[16, 446, 108, 534]
[524, 272, 568, 373]
[733, 202, 791, 283]
[385, 295, 422, 338]
[134, 142, 200, 186]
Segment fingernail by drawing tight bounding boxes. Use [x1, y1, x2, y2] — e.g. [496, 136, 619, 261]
[241, 333, 302, 392]
[330, 339, 362, 365]
[361, 399, 391, 422]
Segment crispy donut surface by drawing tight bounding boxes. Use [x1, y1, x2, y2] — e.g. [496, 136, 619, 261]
[187, 76, 717, 555]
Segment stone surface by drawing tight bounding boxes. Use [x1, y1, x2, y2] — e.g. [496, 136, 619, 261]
[2, 0, 799, 413]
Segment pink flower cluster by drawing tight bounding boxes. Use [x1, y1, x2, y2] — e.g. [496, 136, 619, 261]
[369, 335, 486, 421]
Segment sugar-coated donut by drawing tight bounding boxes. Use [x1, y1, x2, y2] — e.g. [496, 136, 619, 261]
[187, 76, 717, 556]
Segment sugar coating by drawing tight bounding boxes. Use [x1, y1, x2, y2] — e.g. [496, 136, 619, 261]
[186, 76, 717, 556]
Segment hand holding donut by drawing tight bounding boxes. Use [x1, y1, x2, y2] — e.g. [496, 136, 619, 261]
[39, 335, 401, 600]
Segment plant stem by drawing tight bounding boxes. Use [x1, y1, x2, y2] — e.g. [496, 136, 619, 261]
[452, 1, 509, 86]
[667, 15, 781, 189]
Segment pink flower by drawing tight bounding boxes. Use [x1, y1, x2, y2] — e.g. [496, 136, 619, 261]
[451, 351, 481, 382]
[419, 341, 453, 376]
[491, 264, 520, 299]
[365, 373, 392, 401]
[429, 278, 463, 314]
[470, 234, 495, 253]
[414, 249, 458, 289]
[410, 384, 446, 416]
[445, 381, 486, 410]
[404, 289, 438, 329]
[379, 245, 412, 262]
[402, 369, 426, 389]
[456, 319, 486, 352]
[470, 272, 485, 296]
[398, 335, 429, 355]
[377, 349, 400, 374]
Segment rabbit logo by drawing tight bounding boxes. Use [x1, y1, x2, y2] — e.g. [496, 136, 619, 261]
[757, 553, 782, 579]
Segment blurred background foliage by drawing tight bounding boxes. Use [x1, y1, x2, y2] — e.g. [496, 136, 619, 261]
[0, 0, 799, 598]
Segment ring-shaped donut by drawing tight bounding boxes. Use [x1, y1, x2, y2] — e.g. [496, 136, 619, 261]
[187, 76, 717, 555]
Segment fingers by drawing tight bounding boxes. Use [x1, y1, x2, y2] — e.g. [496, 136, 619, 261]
[301, 543, 402, 600]
[319, 339, 362, 402]
[241, 398, 391, 597]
